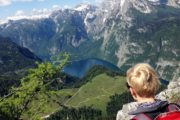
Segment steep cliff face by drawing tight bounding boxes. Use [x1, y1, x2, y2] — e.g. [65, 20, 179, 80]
[0, 0, 179, 80]
[85, 0, 180, 81]
[0, 4, 96, 59]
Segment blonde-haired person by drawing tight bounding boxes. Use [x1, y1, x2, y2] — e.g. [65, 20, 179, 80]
[127, 63, 160, 103]
[120, 63, 179, 120]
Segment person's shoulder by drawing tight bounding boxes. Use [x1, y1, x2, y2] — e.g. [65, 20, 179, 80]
[116, 102, 138, 120]
[116, 110, 123, 120]
[116, 110, 135, 120]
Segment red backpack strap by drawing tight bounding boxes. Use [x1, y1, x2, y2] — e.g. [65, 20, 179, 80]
[155, 111, 180, 120]
[132, 113, 152, 120]
[168, 103, 180, 112]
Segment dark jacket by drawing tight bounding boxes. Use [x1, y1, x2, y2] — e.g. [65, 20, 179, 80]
[128, 100, 173, 120]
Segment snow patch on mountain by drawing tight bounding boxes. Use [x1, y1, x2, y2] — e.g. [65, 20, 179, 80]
[75, 4, 90, 11]
[8, 14, 50, 21]
[0, 20, 7, 25]
[0, 13, 51, 25]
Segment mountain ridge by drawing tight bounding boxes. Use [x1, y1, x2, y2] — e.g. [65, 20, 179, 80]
[0, 0, 179, 80]
[0, 36, 41, 96]
[0, 36, 40, 73]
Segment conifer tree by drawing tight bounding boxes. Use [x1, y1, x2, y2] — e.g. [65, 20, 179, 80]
[0, 53, 70, 119]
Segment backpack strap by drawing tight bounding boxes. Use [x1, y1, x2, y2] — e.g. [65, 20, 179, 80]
[132, 103, 180, 120]
[167, 103, 180, 112]
[132, 113, 152, 120]
[154, 111, 180, 120]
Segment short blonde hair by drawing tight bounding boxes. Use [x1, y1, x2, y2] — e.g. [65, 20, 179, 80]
[127, 63, 160, 97]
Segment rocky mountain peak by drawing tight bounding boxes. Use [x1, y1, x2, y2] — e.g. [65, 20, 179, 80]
[101, 0, 180, 16]
[84, 0, 152, 35]
[101, 0, 152, 14]
[74, 4, 97, 12]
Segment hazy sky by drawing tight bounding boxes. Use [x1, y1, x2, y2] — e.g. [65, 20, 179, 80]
[0, 0, 103, 21]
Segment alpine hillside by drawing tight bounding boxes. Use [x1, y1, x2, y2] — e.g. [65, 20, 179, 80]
[0, 36, 40, 96]
[0, 36, 40, 73]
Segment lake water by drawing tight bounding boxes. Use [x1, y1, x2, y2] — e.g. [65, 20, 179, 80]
[63, 58, 121, 78]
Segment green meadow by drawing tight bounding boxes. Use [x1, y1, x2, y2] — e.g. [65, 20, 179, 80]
[65, 74, 127, 115]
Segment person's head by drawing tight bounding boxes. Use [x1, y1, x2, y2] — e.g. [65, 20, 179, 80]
[126, 63, 160, 102]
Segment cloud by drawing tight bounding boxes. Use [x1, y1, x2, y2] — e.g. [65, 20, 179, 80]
[82, 0, 91, 4]
[37, 0, 45, 2]
[7, 6, 55, 22]
[6, 10, 27, 20]
[6, 8, 51, 22]
[95, 0, 104, 4]
[12, 0, 32, 2]
[0, 0, 32, 7]
[15, 10, 25, 16]
[32, 8, 51, 15]
[63, 5, 71, 9]
[0, 0, 11, 6]
[52, 5, 60, 10]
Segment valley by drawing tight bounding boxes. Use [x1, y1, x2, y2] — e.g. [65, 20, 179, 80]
[65, 74, 126, 115]
[25, 73, 127, 119]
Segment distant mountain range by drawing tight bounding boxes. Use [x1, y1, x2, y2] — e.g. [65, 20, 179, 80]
[0, 0, 179, 80]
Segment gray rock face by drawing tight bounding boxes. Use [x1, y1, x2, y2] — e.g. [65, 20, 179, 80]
[156, 80, 180, 101]
[165, 0, 180, 8]
[85, 0, 180, 81]
[0, 4, 96, 58]
[148, 0, 180, 7]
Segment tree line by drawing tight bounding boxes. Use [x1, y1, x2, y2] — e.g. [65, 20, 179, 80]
[46, 107, 102, 120]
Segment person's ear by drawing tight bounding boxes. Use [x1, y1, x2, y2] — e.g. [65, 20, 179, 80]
[130, 88, 138, 101]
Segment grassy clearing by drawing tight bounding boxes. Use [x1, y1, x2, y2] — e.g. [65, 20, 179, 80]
[66, 74, 126, 115]
[21, 74, 126, 119]
[21, 88, 78, 119]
